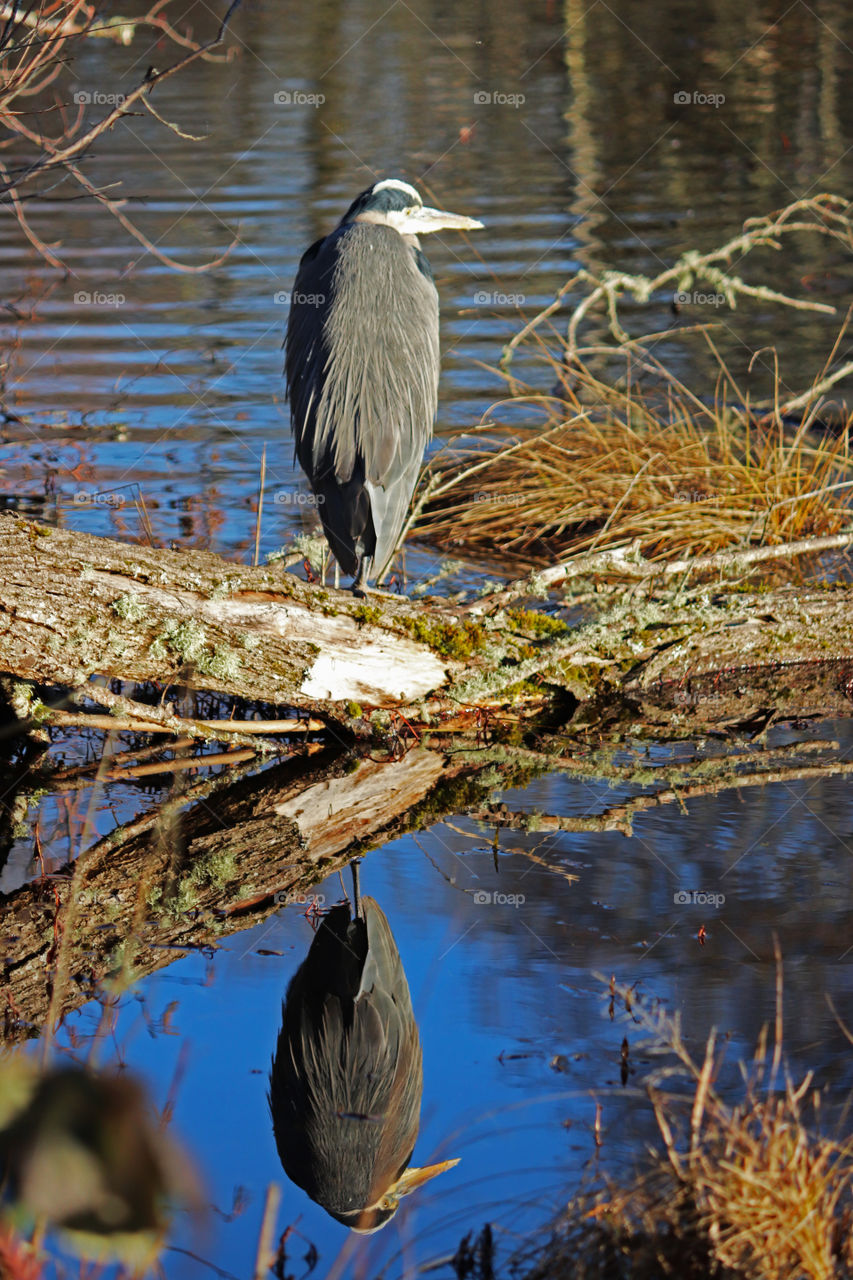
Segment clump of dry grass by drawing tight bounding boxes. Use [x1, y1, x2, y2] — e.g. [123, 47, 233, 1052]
[416, 339, 853, 570]
[515, 980, 853, 1280]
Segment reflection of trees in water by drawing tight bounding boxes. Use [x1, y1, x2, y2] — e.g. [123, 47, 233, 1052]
[561, 0, 853, 386]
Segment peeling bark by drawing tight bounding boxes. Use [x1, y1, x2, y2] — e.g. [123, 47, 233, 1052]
[0, 513, 460, 715]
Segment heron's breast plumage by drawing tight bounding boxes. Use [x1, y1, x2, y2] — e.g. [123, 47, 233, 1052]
[290, 222, 438, 486]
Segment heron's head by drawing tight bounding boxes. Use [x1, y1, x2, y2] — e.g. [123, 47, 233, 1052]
[341, 178, 483, 237]
[332, 1157, 461, 1234]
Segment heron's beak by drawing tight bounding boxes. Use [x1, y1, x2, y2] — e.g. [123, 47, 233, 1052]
[387, 1157, 461, 1199]
[348, 1159, 461, 1234]
[406, 206, 484, 234]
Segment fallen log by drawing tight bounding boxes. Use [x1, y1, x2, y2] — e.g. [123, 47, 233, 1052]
[0, 745, 495, 1042]
[0, 512, 451, 712]
[0, 512, 852, 739]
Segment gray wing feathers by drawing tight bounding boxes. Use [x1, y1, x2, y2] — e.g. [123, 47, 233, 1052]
[268, 898, 423, 1214]
[285, 222, 438, 574]
[284, 237, 331, 473]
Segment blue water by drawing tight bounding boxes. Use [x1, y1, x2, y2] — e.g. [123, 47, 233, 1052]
[25, 719, 851, 1278]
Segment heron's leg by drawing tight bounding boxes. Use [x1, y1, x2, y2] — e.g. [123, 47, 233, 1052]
[334, 560, 340, 590]
[351, 554, 373, 597]
[350, 858, 362, 919]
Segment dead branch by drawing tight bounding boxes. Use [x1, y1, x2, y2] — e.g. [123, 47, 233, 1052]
[501, 195, 853, 363]
[470, 758, 853, 839]
[0, 0, 244, 271]
[473, 531, 853, 612]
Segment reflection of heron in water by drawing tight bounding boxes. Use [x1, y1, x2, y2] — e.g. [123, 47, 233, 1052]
[269, 863, 457, 1232]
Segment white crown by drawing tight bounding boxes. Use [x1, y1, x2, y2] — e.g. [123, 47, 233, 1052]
[371, 178, 421, 204]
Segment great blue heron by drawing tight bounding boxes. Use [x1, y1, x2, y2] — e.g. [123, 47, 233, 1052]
[269, 865, 458, 1231]
[284, 178, 483, 590]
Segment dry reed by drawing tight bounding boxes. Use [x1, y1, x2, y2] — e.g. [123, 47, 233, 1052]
[516, 979, 853, 1280]
[416, 336, 853, 571]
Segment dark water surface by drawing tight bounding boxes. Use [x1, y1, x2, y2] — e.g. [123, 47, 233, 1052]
[2, 0, 853, 1276]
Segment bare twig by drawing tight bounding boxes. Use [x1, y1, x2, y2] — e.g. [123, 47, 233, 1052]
[252, 1184, 281, 1280]
[469, 758, 853, 837]
[109, 749, 258, 778]
[61, 683, 325, 749]
[0, 1, 244, 270]
[501, 194, 852, 362]
[253, 443, 267, 568]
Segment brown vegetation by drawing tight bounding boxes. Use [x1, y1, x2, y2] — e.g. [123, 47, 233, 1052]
[417, 354, 853, 566]
[515, 979, 853, 1280]
[415, 197, 853, 573]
